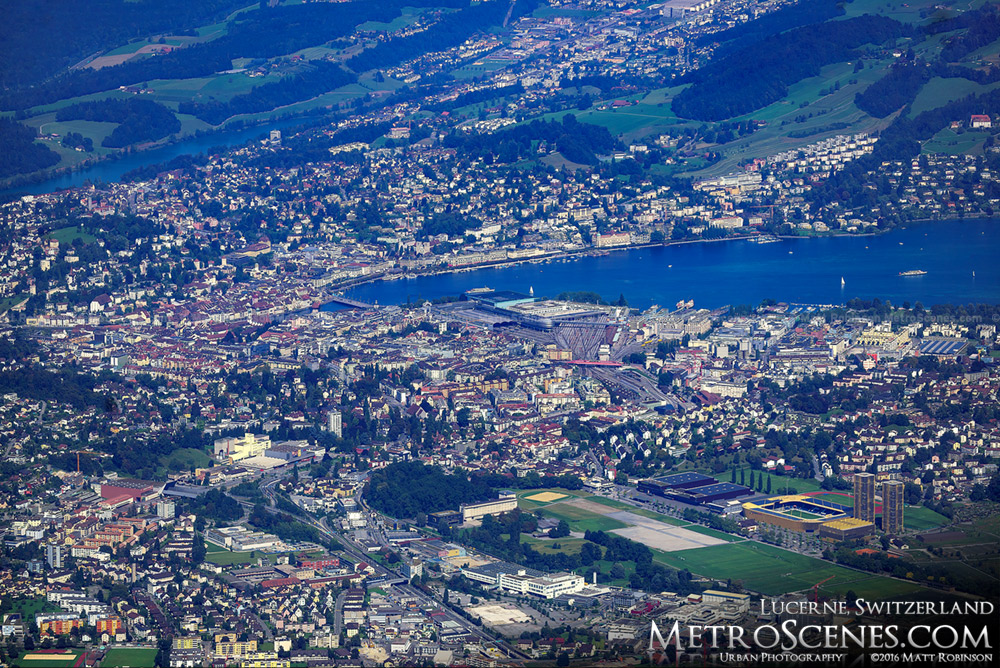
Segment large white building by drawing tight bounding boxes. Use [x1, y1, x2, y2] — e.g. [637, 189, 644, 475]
[460, 492, 517, 523]
[463, 563, 585, 599]
[213, 433, 271, 463]
[498, 572, 585, 599]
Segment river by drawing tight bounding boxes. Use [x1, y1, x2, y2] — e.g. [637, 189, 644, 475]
[339, 218, 1000, 309]
[1, 117, 312, 198]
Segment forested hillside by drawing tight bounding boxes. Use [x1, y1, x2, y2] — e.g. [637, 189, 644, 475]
[673, 15, 910, 121]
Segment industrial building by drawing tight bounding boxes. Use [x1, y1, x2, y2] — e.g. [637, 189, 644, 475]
[638, 473, 753, 505]
[642, 472, 717, 492]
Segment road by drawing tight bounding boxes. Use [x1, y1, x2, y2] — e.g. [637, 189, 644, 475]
[333, 589, 347, 637]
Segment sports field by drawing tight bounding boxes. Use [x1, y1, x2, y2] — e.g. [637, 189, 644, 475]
[784, 509, 825, 520]
[526, 492, 567, 503]
[515, 488, 587, 510]
[539, 502, 628, 532]
[101, 648, 157, 668]
[654, 541, 920, 598]
[15, 650, 84, 668]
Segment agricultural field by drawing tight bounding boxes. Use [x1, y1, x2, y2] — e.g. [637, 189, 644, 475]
[101, 648, 157, 668]
[840, 0, 972, 23]
[922, 127, 992, 155]
[909, 78, 1000, 117]
[902, 505, 951, 531]
[689, 57, 896, 178]
[654, 541, 920, 598]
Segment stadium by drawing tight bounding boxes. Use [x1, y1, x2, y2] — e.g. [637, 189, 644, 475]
[742, 494, 854, 532]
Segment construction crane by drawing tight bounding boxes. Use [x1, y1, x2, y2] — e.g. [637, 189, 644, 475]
[74, 450, 102, 473]
[811, 575, 835, 602]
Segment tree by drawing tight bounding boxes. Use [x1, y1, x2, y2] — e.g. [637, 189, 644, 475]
[766, 475, 772, 494]
[550, 520, 571, 539]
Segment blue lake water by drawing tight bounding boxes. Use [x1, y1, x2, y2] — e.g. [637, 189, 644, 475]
[341, 218, 1000, 308]
[1, 117, 311, 198]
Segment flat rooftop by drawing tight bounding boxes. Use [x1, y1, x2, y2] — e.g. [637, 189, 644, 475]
[658, 472, 717, 488]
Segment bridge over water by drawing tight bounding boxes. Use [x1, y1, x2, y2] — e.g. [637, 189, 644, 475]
[322, 295, 377, 309]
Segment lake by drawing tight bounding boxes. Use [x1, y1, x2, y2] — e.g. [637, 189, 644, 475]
[340, 218, 1000, 309]
[1, 117, 312, 198]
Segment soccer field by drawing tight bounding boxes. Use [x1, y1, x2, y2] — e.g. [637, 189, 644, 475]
[654, 542, 920, 598]
[101, 648, 157, 668]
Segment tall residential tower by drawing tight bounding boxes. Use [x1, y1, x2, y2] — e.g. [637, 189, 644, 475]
[882, 480, 904, 534]
[853, 472, 876, 523]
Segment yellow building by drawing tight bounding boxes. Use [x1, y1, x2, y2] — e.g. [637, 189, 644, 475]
[818, 518, 875, 541]
[214, 635, 257, 659]
[239, 653, 290, 668]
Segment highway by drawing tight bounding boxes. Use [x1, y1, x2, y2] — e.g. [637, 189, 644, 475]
[248, 473, 531, 660]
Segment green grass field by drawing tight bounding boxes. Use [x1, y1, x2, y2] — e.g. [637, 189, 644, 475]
[903, 505, 951, 531]
[523, 536, 587, 555]
[682, 525, 742, 542]
[0, 597, 60, 625]
[810, 492, 854, 507]
[0, 295, 28, 313]
[205, 549, 257, 566]
[47, 225, 97, 245]
[922, 127, 991, 155]
[101, 648, 157, 668]
[840, 0, 958, 24]
[537, 501, 628, 532]
[654, 541, 918, 598]
[910, 77, 1000, 117]
[161, 447, 211, 471]
[359, 6, 437, 32]
[515, 488, 588, 510]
